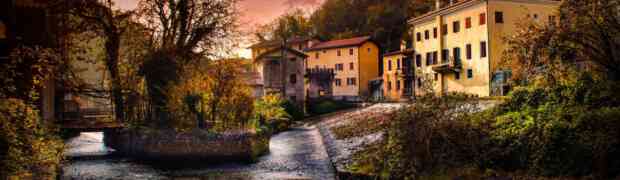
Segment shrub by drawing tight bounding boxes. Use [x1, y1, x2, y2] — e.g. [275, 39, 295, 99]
[0, 98, 63, 178]
[307, 99, 356, 115]
[253, 95, 291, 133]
[283, 100, 304, 121]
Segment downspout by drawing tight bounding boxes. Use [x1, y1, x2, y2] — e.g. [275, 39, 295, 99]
[486, 0, 492, 96]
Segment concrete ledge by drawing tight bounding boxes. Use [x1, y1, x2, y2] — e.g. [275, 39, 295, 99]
[103, 129, 270, 162]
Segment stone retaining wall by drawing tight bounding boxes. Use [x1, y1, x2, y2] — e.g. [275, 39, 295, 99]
[103, 129, 269, 162]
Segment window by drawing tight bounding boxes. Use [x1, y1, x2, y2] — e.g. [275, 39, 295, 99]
[442, 24, 448, 35]
[350, 62, 354, 70]
[466, 44, 472, 60]
[299, 44, 303, 50]
[368, 48, 371, 52]
[549, 15, 556, 25]
[533, 14, 538, 19]
[480, 41, 487, 58]
[290, 58, 297, 62]
[433, 52, 438, 65]
[415, 54, 422, 67]
[495, 11, 504, 23]
[349, 49, 354, 55]
[337, 50, 341, 56]
[396, 80, 401, 90]
[442, 49, 449, 62]
[434, 73, 439, 81]
[397, 58, 401, 69]
[424, 30, 430, 40]
[335, 79, 342, 86]
[0, 21, 5, 39]
[347, 78, 357, 85]
[416, 78, 422, 87]
[467, 69, 473, 79]
[387, 81, 392, 90]
[465, 17, 472, 29]
[455, 72, 461, 80]
[426, 52, 431, 66]
[388, 60, 392, 71]
[290, 74, 297, 84]
[336, 63, 344, 71]
[416, 32, 421, 41]
[315, 52, 319, 59]
[480, 13, 486, 25]
[453, 47, 461, 63]
[433, 27, 438, 38]
[453, 21, 460, 33]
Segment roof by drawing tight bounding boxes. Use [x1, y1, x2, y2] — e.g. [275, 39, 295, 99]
[383, 49, 415, 57]
[255, 46, 308, 60]
[306, 36, 373, 51]
[250, 37, 315, 49]
[408, 0, 560, 25]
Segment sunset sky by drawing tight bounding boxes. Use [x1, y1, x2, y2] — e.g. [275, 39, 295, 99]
[114, 0, 323, 58]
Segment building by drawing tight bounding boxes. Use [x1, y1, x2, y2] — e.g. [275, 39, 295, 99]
[382, 49, 415, 101]
[253, 46, 307, 107]
[409, 0, 560, 97]
[1, 0, 60, 121]
[305, 36, 380, 101]
[250, 37, 320, 60]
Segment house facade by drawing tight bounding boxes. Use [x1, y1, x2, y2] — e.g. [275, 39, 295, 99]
[253, 47, 307, 107]
[305, 36, 379, 101]
[409, 0, 560, 97]
[382, 49, 414, 101]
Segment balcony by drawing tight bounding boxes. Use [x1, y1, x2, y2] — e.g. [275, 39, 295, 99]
[432, 57, 462, 73]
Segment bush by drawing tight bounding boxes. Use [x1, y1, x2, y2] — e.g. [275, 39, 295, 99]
[0, 98, 64, 179]
[307, 99, 356, 115]
[283, 100, 304, 121]
[253, 95, 291, 133]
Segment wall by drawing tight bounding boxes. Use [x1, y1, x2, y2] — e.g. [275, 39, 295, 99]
[255, 49, 306, 106]
[358, 42, 380, 98]
[104, 129, 270, 162]
[383, 53, 406, 101]
[307, 46, 361, 98]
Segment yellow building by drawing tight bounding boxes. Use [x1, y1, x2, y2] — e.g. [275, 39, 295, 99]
[382, 49, 414, 101]
[305, 36, 380, 101]
[409, 0, 560, 97]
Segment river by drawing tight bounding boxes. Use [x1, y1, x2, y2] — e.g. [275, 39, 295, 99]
[61, 124, 335, 180]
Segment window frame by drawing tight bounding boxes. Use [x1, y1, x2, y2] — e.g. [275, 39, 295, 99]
[465, 17, 472, 29]
[467, 69, 474, 79]
[453, 21, 460, 33]
[480, 12, 486, 25]
[480, 41, 487, 58]
[466, 44, 472, 60]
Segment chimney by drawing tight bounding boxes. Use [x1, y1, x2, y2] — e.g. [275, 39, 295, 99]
[435, 0, 441, 10]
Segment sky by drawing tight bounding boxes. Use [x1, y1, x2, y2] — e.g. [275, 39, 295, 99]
[114, 0, 323, 58]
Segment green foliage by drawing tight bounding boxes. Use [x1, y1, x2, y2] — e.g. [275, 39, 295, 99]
[253, 95, 291, 133]
[283, 100, 305, 121]
[307, 99, 356, 115]
[0, 99, 63, 178]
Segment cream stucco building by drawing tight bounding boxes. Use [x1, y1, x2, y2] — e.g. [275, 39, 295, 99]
[305, 36, 380, 101]
[409, 0, 560, 97]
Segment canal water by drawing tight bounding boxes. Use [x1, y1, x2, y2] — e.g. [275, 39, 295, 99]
[61, 125, 335, 180]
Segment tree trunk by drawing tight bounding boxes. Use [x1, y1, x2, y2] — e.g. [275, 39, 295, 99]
[105, 33, 124, 122]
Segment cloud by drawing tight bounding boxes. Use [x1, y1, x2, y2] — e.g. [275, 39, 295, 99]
[283, 0, 321, 7]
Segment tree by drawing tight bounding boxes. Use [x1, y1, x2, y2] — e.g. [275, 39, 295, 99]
[504, 0, 620, 83]
[137, 0, 239, 128]
[59, 0, 134, 122]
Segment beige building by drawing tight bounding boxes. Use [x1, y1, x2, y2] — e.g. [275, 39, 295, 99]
[382, 49, 414, 101]
[305, 36, 380, 101]
[409, 0, 560, 97]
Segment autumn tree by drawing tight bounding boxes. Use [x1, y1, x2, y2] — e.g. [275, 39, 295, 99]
[504, 0, 620, 84]
[137, 0, 239, 128]
[58, 0, 135, 122]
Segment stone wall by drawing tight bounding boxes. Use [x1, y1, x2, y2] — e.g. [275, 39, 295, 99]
[104, 129, 269, 162]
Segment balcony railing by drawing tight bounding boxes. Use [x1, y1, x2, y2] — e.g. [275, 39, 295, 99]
[432, 56, 462, 73]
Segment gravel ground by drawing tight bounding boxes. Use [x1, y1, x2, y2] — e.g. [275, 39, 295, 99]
[316, 103, 405, 172]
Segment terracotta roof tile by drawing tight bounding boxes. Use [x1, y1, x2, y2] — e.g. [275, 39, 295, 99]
[306, 36, 372, 51]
